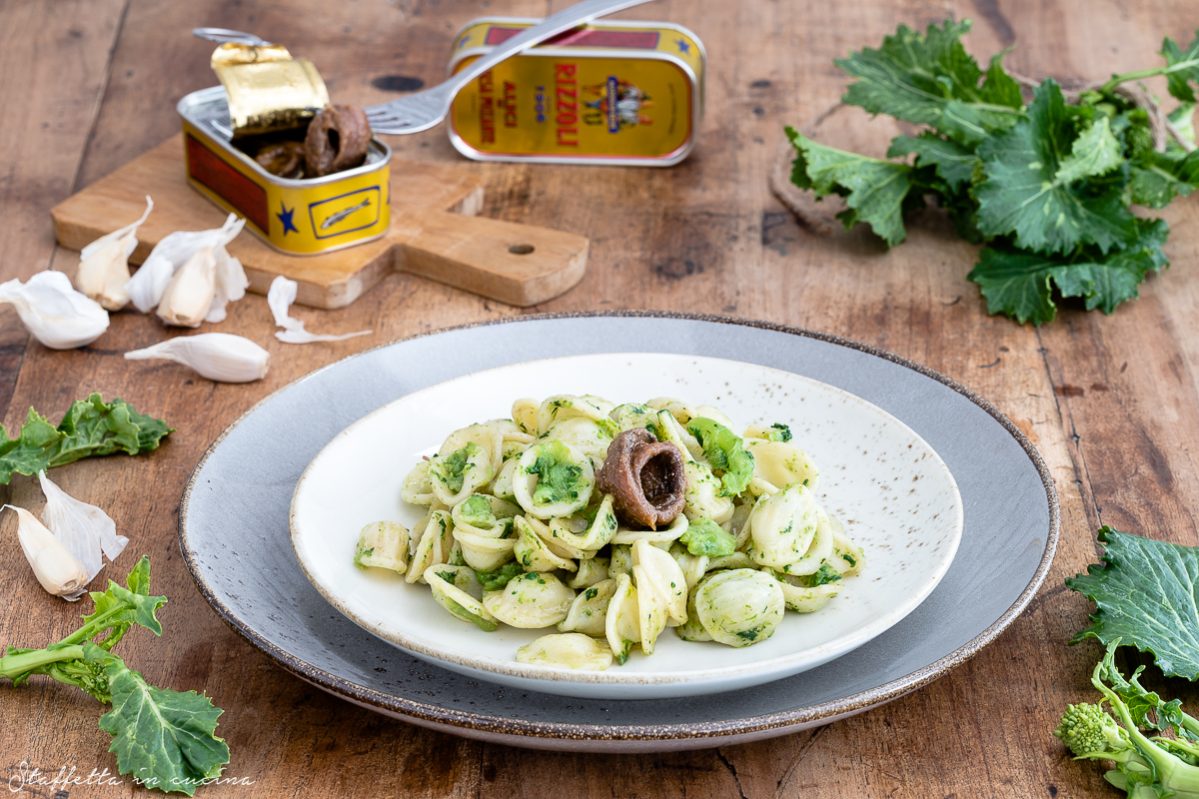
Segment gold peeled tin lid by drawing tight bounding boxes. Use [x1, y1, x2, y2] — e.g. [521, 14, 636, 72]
[212, 41, 330, 138]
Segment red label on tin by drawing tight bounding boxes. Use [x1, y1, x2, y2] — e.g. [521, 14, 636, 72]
[484, 26, 660, 49]
[185, 134, 269, 233]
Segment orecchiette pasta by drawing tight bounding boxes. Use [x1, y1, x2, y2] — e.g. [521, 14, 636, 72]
[364, 395, 863, 669]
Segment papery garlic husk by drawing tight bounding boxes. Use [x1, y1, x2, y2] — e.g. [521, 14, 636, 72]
[0, 270, 109, 349]
[4, 504, 89, 600]
[156, 247, 217, 327]
[267, 275, 371, 344]
[38, 471, 127, 582]
[127, 213, 245, 313]
[125, 333, 270, 383]
[75, 195, 153, 311]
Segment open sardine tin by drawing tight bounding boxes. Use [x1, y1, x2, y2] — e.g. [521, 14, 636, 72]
[177, 86, 391, 256]
[448, 18, 706, 166]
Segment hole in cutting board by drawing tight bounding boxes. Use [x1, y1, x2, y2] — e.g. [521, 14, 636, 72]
[508, 243, 535, 255]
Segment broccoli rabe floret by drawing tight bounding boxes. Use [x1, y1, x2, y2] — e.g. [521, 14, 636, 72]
[1055, 642, 1199, 798]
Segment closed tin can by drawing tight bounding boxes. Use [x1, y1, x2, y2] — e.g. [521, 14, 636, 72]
[177, 86, 391, 256]
[447, 17, 705, 166]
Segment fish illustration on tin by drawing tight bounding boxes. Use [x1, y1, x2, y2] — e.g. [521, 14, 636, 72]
[319, 197, 372, 230]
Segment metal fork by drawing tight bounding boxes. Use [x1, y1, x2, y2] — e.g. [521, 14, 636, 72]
[197, 0, 654, 136]
[366, 0, 654, 134]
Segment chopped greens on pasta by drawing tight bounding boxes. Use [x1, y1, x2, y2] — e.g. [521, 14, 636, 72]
[353, 395, 864, 670]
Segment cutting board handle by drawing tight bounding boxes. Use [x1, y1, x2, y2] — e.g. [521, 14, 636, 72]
[392, 208, 588, 307]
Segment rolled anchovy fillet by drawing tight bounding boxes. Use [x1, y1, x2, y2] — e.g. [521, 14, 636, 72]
[304, 105, 371, 177]
[597, 428, 686, 529]
[255, 140, 306, 178]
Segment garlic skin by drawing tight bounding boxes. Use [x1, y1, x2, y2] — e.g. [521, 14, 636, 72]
[127, 213, 245, 314]
[125, 333, 270, 383]
[0, 270, 109, 349]
[156, 247, 216, 327]
[4, 504, 90, 600]
[75, 195, 153, 311]
[38, 471, 127, 582]
[267, 276, 371, 344]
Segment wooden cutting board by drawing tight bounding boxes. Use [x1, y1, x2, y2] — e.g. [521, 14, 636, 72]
[50, 135, 588, 308]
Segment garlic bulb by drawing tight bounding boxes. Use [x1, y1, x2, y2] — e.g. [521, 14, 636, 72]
[268, 276, 371, 344]
[125, 333, 270, 383]
[5, 504, 89, 600]
[127, 213, 246, 315]
[74, 195, 153, 310]
[38, 471, 127, 583]
[156, 247, 216, 327]
[0, 270, 109, 349]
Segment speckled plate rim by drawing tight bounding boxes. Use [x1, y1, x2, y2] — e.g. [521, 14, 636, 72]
[287, 354, 964, 693]
[179, 311, 1059, 745]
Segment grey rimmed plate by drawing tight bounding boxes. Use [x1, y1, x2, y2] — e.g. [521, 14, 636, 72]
[180, 314, 1057, 751]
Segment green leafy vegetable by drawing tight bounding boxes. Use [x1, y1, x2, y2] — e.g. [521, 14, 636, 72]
[787, 20, 1199, 324]
[765, 423, 793, 443]
[686, 418, 755, 497]
[525, 441, 585, 504]
[678, 518, 737, 557]
[475, 561, 524, 591]
[0, 557, 229, 795]
[431, 443, 477, 495]
[1067, 527, 1199, 680]
[0, 394, 172, 484]
[1055, 642, 1199, 797]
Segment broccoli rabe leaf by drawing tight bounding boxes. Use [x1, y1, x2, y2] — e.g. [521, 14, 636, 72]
[0, 394, 173, 484]
[1129, 149, 1199, 208]
[887, 133, 979, 191]
[686, 418, 755, 498]
[526, 441, 585, 504]
[96, 645, 229, 796]
[968, 220, 1168, 324]
[1161, 31, 1199, 102]
[976, 82, 1137, 255]
[679, 518, 737, 557]
[1067, 527, 1199, 680]
[835, 20, 1022, 145]
[786, 127, 915, 246]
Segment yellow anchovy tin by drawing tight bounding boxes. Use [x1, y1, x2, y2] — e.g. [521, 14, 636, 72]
[448, 17, 705, 166]
[177, 86, 391, 256]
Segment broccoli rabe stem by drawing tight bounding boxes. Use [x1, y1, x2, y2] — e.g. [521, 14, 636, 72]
[1101, 58, 1199, 93]
[0, 644, 86, 680]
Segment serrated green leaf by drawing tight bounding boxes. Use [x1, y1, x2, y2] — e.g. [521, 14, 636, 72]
[93, 644, 229, 796]
[887, 133, 978, 191]
[1169, 102, 1197, 149]
[80, 557, 167, 650]
[835, 19, 1022, 145]
[968, 220, 1167, 324]
[1161, 31, 1199, 103]
[976, 80, 1138, 254]
[1055, 116, 1124, 184]
[1067, 527, 1199, 680]
[787, 128, 914, 246]
[0, 395, 172, 485]
[1130, 149, 1199, 208]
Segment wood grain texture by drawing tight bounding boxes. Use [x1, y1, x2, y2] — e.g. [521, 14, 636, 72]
[1, 0, 1197, 797]
[51, 135, 586, 308]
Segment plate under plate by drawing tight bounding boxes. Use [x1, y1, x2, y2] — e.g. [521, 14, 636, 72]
[180, 314, 1057, 751]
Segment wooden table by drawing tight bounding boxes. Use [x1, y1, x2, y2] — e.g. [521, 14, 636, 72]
[2, 1, 1196, 796]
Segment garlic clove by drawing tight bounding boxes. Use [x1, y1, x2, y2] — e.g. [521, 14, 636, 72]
[267, 276, 371, 344]
[127, 213, 244, 313]
[204, 245, 249, 324]
[125, 333, 270, 383]
[38, 471, 127, 582]
[0, 270, 109, 349]
[156, 247, 216, 328]
[75, 195, 153, 311]
[4, 504, 90, 600]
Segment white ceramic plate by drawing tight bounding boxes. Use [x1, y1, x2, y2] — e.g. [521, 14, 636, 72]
[290, 352, 963, 700]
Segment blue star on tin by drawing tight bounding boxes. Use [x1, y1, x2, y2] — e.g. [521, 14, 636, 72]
[675, 38, 690, 53]
[277, 203, 299, 236]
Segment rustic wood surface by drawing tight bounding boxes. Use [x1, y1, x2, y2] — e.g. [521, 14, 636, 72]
[1, 1, 1196, 796]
